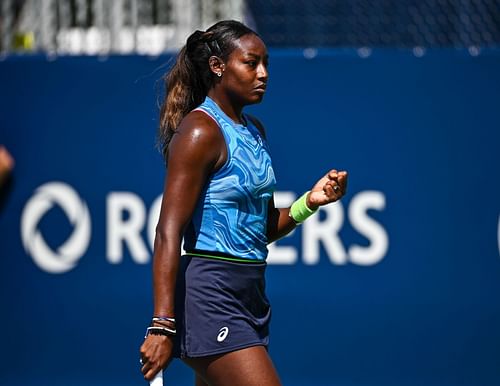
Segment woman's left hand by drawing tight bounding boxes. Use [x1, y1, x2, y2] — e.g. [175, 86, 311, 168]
[307, 169, 348, 209]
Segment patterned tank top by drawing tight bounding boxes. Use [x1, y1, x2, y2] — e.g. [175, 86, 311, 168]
[183, 96, 276, 261]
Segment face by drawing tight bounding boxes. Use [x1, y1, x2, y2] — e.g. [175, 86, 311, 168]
[219, 34, 269, 105]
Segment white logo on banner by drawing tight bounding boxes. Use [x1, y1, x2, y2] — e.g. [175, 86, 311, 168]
[21, 181, 389, 273]
[21, 182, 91, 274]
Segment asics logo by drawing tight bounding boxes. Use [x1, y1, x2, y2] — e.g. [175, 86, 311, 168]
[217, 326, 229, 342]
[21, 182, 91, 274]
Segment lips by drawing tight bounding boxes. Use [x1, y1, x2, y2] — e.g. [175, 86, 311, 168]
[254, 84, 267, 92]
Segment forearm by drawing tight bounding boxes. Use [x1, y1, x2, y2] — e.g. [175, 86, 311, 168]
[152, 231, 182, 317]
[267, 207, 297, 243]
[267, 191, 321, 243]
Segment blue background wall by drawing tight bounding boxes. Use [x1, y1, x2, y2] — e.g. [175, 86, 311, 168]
[1, 49, 499, 386]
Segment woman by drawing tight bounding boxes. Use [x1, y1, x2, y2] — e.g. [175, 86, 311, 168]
[140, 20, 347, 386]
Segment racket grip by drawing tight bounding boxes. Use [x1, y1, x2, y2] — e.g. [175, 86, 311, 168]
[150, 369, 163, 386]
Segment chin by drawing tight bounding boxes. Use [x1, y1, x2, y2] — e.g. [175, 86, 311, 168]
[247, 94, 265, 105]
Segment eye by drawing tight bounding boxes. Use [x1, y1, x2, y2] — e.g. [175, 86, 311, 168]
[246, 60, 257, 68]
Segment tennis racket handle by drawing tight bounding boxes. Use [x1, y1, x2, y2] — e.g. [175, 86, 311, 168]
[150, 369, 163, 386]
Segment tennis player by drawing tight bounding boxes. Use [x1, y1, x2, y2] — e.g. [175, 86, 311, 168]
[140, 20, 348, 386]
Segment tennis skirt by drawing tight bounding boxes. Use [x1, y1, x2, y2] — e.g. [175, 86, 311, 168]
[173, 251, 271, 358]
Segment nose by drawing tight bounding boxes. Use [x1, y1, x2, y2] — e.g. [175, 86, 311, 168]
[257, 63, 268, 81]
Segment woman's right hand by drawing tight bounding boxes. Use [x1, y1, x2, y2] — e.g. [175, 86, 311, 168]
[140, 334, 174, 381]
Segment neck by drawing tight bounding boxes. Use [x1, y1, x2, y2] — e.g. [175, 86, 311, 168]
[207, 90, 244, 125]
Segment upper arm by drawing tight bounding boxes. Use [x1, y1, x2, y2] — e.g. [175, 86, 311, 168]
[156, 112, 225, 237]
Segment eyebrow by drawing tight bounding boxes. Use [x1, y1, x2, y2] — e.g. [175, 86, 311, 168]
[244, 52, 269, 60]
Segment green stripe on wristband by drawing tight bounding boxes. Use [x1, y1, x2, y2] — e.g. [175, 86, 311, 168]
[289, 191, 318, 223]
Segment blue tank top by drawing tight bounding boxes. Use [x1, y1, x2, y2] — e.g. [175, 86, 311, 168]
[183, 96, 276, 261]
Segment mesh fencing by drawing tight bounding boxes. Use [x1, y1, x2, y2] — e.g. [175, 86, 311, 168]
[248, 0, 500, 48]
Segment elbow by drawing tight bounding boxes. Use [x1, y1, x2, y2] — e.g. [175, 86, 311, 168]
[154, 227, 168, 244]
[154, 224, 183, 248]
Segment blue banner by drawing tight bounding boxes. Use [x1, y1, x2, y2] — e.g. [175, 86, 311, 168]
[1, 49, 499, 386]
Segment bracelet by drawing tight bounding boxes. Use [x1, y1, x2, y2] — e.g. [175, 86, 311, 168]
[152, 316, 176, 323]
[152, 317, 176, 329]
[289, 191, 318, 223]
[145, 326, 176, 338]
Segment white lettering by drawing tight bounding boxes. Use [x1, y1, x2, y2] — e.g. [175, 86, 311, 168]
[23, 183, 390, 273]
[106, 192, 149, 264]
[303, 202, 347, 265]
[348, 191, 388, 266]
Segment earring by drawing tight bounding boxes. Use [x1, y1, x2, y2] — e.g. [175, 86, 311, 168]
[217, 72, 222, 77]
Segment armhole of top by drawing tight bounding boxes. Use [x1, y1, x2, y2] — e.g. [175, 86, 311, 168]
[245, 114, 267, 141]
[192, 107, 230, 174]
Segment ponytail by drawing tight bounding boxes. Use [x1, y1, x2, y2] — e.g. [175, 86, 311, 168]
[158, 45, 204, 161]
[158, 20, 257, 162]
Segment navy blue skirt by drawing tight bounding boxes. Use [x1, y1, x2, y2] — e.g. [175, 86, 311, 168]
[173, 252, 271, 358]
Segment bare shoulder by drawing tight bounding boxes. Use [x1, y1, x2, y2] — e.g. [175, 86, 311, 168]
[245, 113, 267, 139]
[175, 110, 223, 146]
[168, 109, 225, 168]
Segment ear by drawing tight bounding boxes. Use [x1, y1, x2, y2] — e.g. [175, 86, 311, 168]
[208, 56, 225, 77]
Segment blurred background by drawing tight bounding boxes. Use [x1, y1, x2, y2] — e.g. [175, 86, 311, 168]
[1, 1, 499, 385]
[1, 0, 500, 54]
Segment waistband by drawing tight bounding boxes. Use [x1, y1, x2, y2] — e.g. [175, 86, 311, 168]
[184, 249, 266, 265]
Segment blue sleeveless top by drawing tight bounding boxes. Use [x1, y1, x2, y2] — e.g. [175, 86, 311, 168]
[183, 96, 276, 261]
